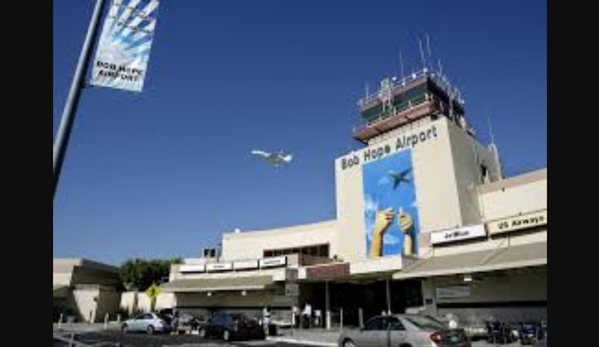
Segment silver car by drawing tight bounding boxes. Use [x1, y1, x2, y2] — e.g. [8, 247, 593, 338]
[339, 314, 470, 347]
[121, 313, 172, 335]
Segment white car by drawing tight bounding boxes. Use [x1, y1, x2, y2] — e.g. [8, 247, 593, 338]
[121, 313, 172, 335]
[339, 315, 470, 347]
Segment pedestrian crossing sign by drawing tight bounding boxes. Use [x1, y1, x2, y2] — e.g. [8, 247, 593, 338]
[145, 284, 161, 299]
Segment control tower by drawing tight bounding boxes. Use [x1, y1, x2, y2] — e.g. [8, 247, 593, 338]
[354, 68, 473, 145]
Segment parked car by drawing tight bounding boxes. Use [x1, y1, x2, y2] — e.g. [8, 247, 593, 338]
[519, 322, 545, 345]
[485, 320, 517, 344]
[121, 313, 172, 335]
[156, 309, 203, 333]
[198, 312, 265, 341]
[339, 314, 470, 347]
[535, 336, 547, 347]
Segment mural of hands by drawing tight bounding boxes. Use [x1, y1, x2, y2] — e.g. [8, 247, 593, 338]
[370, 207, 394, 258]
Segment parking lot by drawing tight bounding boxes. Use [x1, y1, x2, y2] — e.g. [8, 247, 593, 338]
[53, 329, 545, 347]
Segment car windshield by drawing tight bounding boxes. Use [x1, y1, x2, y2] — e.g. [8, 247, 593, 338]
[231, 314, 251, 322]
[403, 316, 447, 331]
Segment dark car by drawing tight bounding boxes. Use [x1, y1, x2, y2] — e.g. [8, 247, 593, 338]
[157, 309, 203, 334]
[519, 322, 545, 345]
[199, 312, 265, 341]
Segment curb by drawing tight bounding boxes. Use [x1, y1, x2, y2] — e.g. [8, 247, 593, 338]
[267, 337, 337, 347]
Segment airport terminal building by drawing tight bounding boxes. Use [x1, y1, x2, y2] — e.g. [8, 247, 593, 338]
[162, 68, 547, 329]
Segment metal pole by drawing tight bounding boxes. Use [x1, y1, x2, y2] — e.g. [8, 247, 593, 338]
[53, 0, 107, 198]
[386, 279, 392, 315]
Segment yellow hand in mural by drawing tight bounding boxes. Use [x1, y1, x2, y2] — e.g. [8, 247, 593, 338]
[374, 207, 394, 237]
[398, 207, 414, 234]
[398, 207, 415, 257]
[370, 207, 394, 258]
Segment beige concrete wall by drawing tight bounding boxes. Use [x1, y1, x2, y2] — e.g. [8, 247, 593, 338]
[480, 170, 547, 222]
[96, 290, 121, 322]
[71, 287, 100, 323]
[335, 118, 485, 261]
[222, 221, 338, 261]
[69, 286, 121, 323]
[53, 273, 73, 286]
[447, 121, 501, 228]
[119, 291, 175, 314]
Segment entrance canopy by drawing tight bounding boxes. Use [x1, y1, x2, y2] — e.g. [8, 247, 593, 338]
[393, 242, 547, 280]
[161, 275, 275, 293]
[53, 285, 69, 298]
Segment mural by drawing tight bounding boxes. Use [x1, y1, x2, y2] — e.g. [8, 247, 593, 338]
[363, 149, 420, 258]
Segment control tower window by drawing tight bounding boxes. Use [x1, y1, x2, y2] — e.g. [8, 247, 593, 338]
[481, 164, 490, 184]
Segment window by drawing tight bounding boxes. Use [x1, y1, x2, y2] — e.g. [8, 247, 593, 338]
[212, 314, 226, 325]
[386, 317, 406, 331]
[403, 315, 447, 331]
[481, 164, 490, 184]
[264, 244, 330, 259]
[363, 317, 386, 331]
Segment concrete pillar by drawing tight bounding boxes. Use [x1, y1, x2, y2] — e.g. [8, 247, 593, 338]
[325, 281, 331, 330]
[359, 308, 364, 328]
[421, 278, 438, 317]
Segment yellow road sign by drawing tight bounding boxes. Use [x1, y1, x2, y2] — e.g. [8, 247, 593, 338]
[145, 284, 161, 299]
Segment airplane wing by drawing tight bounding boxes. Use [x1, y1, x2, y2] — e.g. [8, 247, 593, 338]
[251, 150, 270, 158]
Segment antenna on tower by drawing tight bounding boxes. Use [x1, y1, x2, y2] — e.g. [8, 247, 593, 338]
[437, 59, 444, 76]
[399, 50, 405, 82]
[487, 106, 496, 145]
[425, 32, 433, 71]
[486, 106, 504, 179]
[418, 37, 427, 71]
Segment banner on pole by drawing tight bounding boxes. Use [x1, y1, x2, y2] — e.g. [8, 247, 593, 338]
[91, 0, 160, 92]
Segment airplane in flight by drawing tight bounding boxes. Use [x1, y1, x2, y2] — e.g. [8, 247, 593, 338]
[251, 150, 294, 167]
[388, 168, 412, 190]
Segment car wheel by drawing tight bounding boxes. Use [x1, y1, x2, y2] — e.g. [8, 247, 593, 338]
[121, 324, 129, 334]
[223, 329, 231, 341]
[342, 339, 356, 347]
[147, 325, 155, 335]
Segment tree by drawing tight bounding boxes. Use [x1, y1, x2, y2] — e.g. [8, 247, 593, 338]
[119, 258, 182, 291]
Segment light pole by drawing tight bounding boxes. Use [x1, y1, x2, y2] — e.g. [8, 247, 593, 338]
[53, 0, 108, 198]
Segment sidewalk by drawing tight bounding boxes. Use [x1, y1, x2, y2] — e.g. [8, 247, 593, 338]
[53, 322, 121, 333]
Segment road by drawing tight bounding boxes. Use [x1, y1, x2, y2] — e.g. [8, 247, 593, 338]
[53, 331, 318, 347]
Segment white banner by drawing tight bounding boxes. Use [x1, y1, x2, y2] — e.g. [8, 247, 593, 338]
[91, 0, 160, 92]
[487, 210, 547, 235]
[431, 224, 487, 245]
[259, 256, 287, 268]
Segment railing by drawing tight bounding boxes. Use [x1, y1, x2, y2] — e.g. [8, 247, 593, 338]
[354, 93, 437, 133]
[357, 68, 465, 111]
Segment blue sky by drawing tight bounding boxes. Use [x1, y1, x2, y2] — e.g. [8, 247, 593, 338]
[53, 0, 547, 265]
